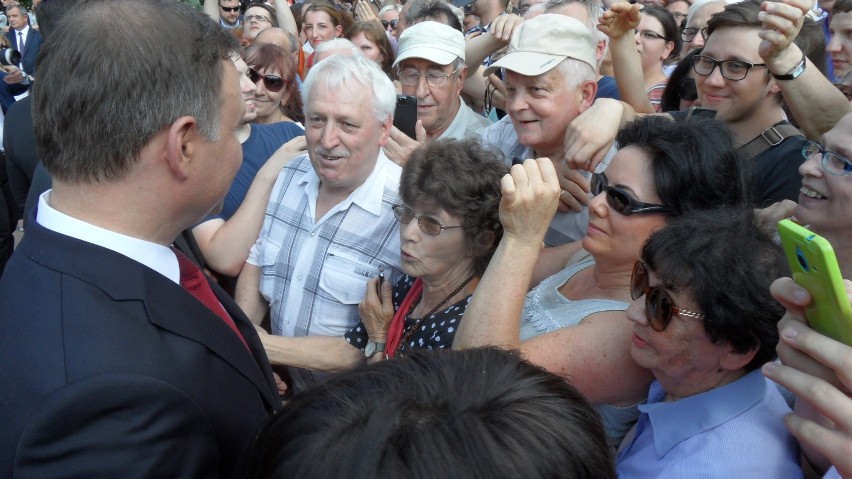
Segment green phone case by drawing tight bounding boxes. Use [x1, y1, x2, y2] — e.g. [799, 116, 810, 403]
[778, 219, 852, 345]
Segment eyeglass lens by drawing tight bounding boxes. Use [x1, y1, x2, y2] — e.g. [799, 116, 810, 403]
[249, 68, 286, 93]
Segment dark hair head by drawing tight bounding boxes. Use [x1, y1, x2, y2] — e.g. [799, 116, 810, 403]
[34, 0, 237, 183]
[660, 48, 701, 112]
[642, 6, 682, 60]
[834, 0, 852, 14]
[706, 0, 761, 34]
[405, 0, 464, 32]
[641, 208, 788, 371]
[345, 20, 395, 75]
[241, 347, 616, 479]
[614, 115, 747, 217]
[34, 0, 78, 41]
[400, 139, 506, 276]
[243, 42, 303, 123]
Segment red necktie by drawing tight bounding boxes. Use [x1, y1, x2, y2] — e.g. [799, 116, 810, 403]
[173, 249, 249, 351]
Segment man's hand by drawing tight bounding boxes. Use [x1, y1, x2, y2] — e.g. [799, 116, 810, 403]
[358, 276, 394, 342]
[597, 2, 642, 40]
[563, 99, 624, 172]
[489, 13, 523, 43]
[758, 0, 811, 67]
[499, 158, 561, 244]
[382, 121, 427, 167]
[354, 0, 380, 23]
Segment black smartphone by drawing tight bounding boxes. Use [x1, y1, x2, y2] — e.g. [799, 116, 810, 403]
[393, 95, 418, 140]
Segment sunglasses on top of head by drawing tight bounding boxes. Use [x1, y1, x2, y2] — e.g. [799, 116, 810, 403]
[630, 261, 705, 332]
[248, 68, 287, 93]
[590, 173, 671, 216]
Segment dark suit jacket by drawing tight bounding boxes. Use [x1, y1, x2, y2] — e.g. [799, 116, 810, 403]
[0, 214, 281, 478]
[6, 27, 40, 76]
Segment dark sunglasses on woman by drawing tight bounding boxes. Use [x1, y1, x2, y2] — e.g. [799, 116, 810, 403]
[248, 68, 286, 93]
[381, 19, 399, 29]
[630, 261, 705, 332]
[590, 173, 671, 216]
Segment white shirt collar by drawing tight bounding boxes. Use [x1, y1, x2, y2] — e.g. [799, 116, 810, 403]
[37, 191, 180, 284]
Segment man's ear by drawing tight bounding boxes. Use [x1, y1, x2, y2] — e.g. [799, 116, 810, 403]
[377, 115, 393, 147]
[456, 66, 468, 96]
[165, 116, 199, 181]
[577, 80, 598, 114]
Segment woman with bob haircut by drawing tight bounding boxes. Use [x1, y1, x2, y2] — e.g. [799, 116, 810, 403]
[243, 42, 304, 125]
[454, 115, 748, 446]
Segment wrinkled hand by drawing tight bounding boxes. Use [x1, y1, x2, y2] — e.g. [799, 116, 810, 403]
[499, 158, 561, 243]
[358, 276, 395, 341]
[762, 277, 852, 478]
[758, 0, 811, 63]
[755, 199, 798, 229]
[598, 2, 641, 40]
[3, 66, 24, 84]
[556, 163, 590, 213]
[563, 98, 623, 172]
[489, 13, 523, 43]
[771, 277, 852, 391]
[383, 122, 427, 167]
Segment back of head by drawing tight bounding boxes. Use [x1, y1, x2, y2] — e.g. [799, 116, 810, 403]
[615, 115, 747, 215]
[641, 208, 788, 371]
[34, 0, 237, 183]
[401, 139, 507, 276]
[242, 347, 616, 479]
[313, 37, 359, 60]
[660, 48, 701, 112]
[405, 0, 464, 32]
[34, 0, 77, 41]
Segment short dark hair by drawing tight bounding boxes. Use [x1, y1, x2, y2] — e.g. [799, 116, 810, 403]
[615, 115, 747, 216]
[243, 42, 303, 123]
[834, 0, 852, 15]
[34, 0, 237, 183]
[405, 0, 463, 32]
[34, 0, 78, 41]
[660, 48, 701, 112]
[642, 5, 682, 60]
[241, 347, 616, 479]
[400, 139, 506, 277]
[641, 208, 788, 371]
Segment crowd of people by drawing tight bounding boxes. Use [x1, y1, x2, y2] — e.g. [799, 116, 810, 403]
[1, 0, 852, 477]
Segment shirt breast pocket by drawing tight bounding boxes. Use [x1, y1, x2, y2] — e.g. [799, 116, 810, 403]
[319, 250, 374, 305]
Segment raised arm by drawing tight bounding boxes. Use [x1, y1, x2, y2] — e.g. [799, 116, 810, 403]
[598, 2, 657, 114]
[759, 0, 852, 139]
[193, 136, 306, 276]
[453, 158, 560, 349]
[203, 0, 219, 23]
[273, 0, 299, 38]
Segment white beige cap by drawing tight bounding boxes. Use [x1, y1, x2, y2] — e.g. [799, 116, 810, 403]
[393, 21, 466, 67]
[484, 14, 596, 77]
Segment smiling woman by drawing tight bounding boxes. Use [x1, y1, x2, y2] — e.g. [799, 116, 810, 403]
[243, 42, 303, 124]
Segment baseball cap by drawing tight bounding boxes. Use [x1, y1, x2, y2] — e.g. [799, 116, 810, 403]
[393, 21, 466, 67]
[484, 14, 596, 77]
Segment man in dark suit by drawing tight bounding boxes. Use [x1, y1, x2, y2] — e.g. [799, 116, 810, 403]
[0, 0, 281, 476]
[4, 4, 40, 86]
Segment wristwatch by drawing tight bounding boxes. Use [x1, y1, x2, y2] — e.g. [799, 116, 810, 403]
[364, 340, 386, 358]
[771, 52, 806, 81]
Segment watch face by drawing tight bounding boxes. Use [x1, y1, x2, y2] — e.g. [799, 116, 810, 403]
[365, 342, 376, 357]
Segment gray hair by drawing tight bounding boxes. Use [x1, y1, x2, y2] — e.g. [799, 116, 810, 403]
[685, 0, 729, 27]
[544, 0, 607, 65]
[314, 37, 360, 59]
[553, 57, 595, 89]
[302, 54, 396, 124]
[34, 0, 236, 183]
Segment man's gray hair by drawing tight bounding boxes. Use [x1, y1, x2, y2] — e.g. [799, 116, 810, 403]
[553, 57, 595, 89]
[314, 38, 360, 58]
[302, 54, 396, 124]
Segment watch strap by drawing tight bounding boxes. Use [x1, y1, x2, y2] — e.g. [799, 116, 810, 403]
[771, 52, 806, 81]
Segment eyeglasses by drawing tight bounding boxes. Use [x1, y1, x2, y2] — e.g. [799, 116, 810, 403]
[244, 14, 271, 23]
[802, 139, 852, 176]
[637, 30, 667, 41]
[392, 204, 463, 236]
[692, 55, 767, 81]
[590, 173, 671, 216]
[220, 5, 240, 12]
[381, 19, 399, 29]
[681, 26, 708, 42]
[631, 261, 705, 332]
[249, 68, 286, 93]
[397, 67, 462, 88]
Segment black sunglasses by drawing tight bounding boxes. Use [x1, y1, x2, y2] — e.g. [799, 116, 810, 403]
[677, 77, 698, 101]
[381, 19, 399, 29]
[590, 173, 670, 216]
[248, 68, 286, 93]
[631, 261, 705, 332]
[220, 5, 240, 12]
